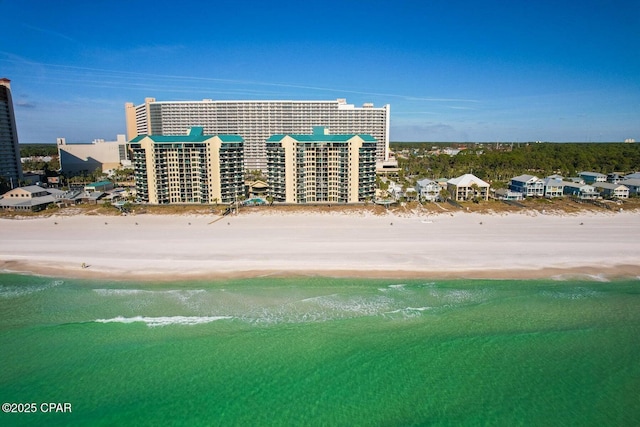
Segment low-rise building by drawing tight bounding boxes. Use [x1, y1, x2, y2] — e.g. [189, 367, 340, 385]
[495, 188, 524, 201]
[447, 174, 490, 201]
[620, 178, 640, 196]
[623, 172, 640, 180]
[542, 177, 565, 198]
[0, 185, 63, 211]
[562, 182, 598, 199]
[415, 178, 441, 202]
[84, 180, 114, 193]
[579, 171, 607, 184]
[509, 174, 544, 197]
[594, 182, 629, 199]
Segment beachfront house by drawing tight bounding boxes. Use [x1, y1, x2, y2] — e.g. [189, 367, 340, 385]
[0, 185, 64, 212]
[579, 171, 607, 185]
[607, 173, 623, 184]
[593, 182, 629, 199]
[620, 178, 640, 196]
[509, 174, 544, 197]
[446, 174, 490, 201]
[387, 182, 404, 200]
[495, 188, 524, 201]
[542, 177, 565, 198]
[415, 178, 441, 202]
[562, 182, 598, 200]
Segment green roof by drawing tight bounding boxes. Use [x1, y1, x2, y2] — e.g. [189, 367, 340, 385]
[130, 127, 243, 143]
[267, 126, 376, 143]
[86, 180, 112, 187]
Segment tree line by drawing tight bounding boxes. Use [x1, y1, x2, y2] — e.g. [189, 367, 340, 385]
[392, 143, 640, 188]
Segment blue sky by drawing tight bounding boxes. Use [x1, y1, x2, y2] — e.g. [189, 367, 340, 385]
[1, 0, 639, 143]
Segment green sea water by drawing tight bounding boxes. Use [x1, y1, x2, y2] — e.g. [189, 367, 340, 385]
[0, 273, 639, 426]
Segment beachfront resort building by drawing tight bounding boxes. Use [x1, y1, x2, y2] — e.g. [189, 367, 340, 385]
[0, 78, 23, 191]
[130, 127, 244, 204]
[57, 135, 130, 175]
[447, 174, 490, 201]
[266, 126, 376, 204]
[125, 97, 390, 172]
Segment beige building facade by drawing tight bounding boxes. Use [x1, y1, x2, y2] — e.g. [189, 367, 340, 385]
[57, 135, 130, 175]
[130, 127, 244, 205]
[125, 98, 390, 173]
[266, 127, 376, 204]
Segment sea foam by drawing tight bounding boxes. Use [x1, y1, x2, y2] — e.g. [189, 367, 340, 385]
[0, 280, 63, 299]
[95, 315, 232, 327]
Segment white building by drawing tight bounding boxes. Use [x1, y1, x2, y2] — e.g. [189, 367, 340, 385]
[58, 135, 130, 175]
[126, 97, 390, 173]
[447, 174, 490, 201]
[509, 174, 544, 197]
[542, 177, 565, 198]
[415, 178, 441, 202]
[593, 182, 629, 199]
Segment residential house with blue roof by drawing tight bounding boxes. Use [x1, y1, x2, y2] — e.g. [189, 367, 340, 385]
[509, 174, 545, 197]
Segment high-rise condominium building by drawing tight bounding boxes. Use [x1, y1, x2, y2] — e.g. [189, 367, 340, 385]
[125, 97, 390, 172]
[130, 127, 244, 205]
[266, 127, 376, 204]
[0, 78, 23, 190]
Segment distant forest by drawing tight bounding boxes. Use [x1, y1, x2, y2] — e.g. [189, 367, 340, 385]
[17, 142, 640, 188]
[19, 144, 58, 157]
[390, 142, 640, 187]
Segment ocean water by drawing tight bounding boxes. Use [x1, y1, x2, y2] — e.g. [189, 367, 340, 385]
[0, 273, 639, 426]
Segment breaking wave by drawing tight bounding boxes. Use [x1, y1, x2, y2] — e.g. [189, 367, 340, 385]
[95, 315, 232, 327]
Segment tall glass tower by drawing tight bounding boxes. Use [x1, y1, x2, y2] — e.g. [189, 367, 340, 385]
[0, 78, 23, 191]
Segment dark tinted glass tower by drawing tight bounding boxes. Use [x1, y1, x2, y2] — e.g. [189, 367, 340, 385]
[0, 78, 23, 191]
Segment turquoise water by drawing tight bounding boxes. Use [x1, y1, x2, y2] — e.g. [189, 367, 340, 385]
[1, 273, 639, 426]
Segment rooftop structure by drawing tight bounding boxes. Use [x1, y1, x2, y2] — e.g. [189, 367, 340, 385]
[125, 97, 390, 173]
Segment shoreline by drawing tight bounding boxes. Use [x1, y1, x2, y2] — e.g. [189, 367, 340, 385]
[2, 261, 640, 282]
[1, 210, 639, 283]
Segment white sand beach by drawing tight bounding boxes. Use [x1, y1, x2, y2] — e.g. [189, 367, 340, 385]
[1, 210, 639, 281]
